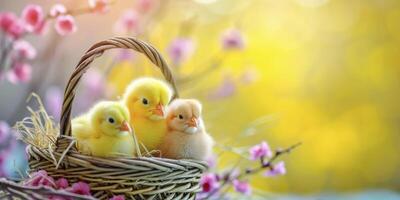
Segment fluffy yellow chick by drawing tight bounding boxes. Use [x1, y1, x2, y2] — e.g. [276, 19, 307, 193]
[159, 99, 214, 160]
[72, 101, 135, 157]
[122, 78, 173, 151]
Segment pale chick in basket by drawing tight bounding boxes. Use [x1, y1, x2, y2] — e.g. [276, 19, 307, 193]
[159, 99, 214, 160]
[72, 101, 135, 157]
[122, 78, 173, 152]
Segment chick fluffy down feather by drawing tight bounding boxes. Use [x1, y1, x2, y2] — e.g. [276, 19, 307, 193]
[159, 99, 214, 160]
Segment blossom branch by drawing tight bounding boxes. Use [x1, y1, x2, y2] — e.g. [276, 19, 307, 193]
[241, 142, 302, 178]
[202, 142, 301, 199]
[0, 0, 114, 84]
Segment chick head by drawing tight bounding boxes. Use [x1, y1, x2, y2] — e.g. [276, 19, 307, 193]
[123, 78, 173, 121]
[167, 99, 203, 134]
[90, 101, 131, 137]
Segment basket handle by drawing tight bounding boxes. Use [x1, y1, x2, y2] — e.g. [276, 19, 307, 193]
[59, 37, 179, 138]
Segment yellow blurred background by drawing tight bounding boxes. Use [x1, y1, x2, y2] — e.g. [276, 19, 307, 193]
[1, 0, 400, 195]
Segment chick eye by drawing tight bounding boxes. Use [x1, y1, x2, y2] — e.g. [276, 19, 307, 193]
[107, 117, 115, 124]
[178, 114, 184, 119]
[142, 98, 149, 105]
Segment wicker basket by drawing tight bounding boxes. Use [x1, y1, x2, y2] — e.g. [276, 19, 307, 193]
[0, 37, 207, 200]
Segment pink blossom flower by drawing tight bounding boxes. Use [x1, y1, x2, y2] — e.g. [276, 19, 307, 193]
[21, 4, 45, 32]
[110, 195, 125, 200]
[50, 4, 67, 17]
[264, 161, 286, 177]
[200, 173, 220, 193]
[7, 62, 32, 84]
[55, 178, 69, 189]
[88, 0, 111, 14]
[25, 170, 56, 188]
[232, 180, 251, 196]
[55, 15, 77, 36]
[167, 37, 195, 66]
[69, 182, 91, 196]
[7, 19, 25, 39]
[0, 121, 11, 144]
[221, 28, 245, 50]
[249, 141, 272, 160]
[12, 40, 37, 60]
[114, 10, 140, 34]
[45, 87, 63, 119]
[208, 75, 236, 100]
[136, 0, 159, 13]
[0, 12, 17, 32]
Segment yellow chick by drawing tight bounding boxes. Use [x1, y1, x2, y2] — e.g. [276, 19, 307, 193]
[159, 99, 214, 160]
[122, 78, 173, 151]
[72, 101, 135, 157]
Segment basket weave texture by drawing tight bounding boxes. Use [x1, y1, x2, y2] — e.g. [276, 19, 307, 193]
[1, 37, 207, 200]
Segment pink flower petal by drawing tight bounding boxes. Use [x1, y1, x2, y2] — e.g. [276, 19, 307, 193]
[249, 141, 272, 160]
[69, 182, 91, 196]
[264, 161, 286, 177]
[7, 19, 25, 39]
[55, 178, 69, 189]
[13, 40, 37, 60]
[25, 170, 56, 188]
[167, 37, 195, 66]
[113, 10, 140, 34]
[200, 173, 220, 193]
[221, 28, 245, 50]
[0, 121, 11, 144]
[55, 15, 77, 36]
[232, 179, 251, 196]
[21, 4, 45, 32]
[208, 75, 236, 100]
[0, 12, 17, 32]
[7, 62, 32, 84]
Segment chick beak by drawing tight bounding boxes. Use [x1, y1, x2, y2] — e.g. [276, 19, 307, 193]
[119, 121, 131, 132]
[152, 103, 164, 117]
[187, 117, 198, 127]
